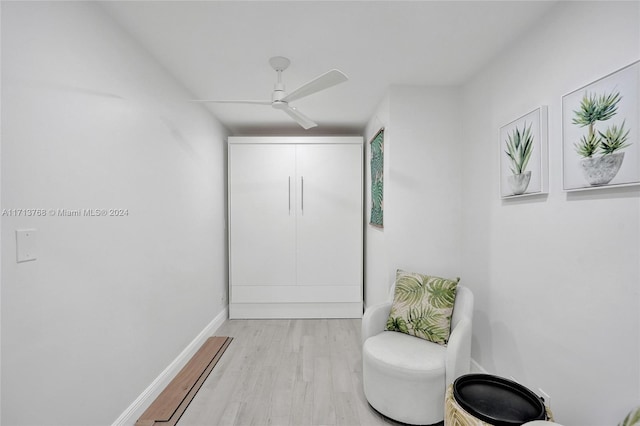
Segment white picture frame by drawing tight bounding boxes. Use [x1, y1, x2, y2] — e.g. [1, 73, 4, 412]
[562, 60, 640, 191]
[499, 106, 548, 198]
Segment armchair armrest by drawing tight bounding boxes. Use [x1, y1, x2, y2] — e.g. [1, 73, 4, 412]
[445, 317, 472, 387]
[361, 301, 392, 344]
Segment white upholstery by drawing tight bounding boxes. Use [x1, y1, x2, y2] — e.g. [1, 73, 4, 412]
[362, 283, 474, 425]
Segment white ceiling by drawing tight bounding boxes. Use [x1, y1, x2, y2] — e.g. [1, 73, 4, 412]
[101, 1, 557, 135]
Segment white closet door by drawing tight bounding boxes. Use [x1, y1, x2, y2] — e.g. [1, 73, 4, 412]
[296, 143, 362, 287]
[229, 144, 296, 287]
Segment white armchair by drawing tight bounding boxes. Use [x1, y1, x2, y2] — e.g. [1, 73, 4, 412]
[362, 283, 474, 425]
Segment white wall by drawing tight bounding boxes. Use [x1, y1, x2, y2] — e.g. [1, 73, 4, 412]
[1, 2, 229, 425]
[460, 1, 640, 424]
[363, 86, 462, 307]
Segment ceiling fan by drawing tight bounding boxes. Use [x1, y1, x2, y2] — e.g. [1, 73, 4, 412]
[193, 56, 348, 129]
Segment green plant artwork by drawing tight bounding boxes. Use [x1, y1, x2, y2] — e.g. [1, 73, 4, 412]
[500, 107, 547, 198]
[571, 89, 632, 186]
[573, 90, 630, 158]
[618, 406, 640, 426]
[386, 270, 459, 345]
[369, 129, 384, 227]
[505, 122, 534, 175]
[562, 61, 640, 190]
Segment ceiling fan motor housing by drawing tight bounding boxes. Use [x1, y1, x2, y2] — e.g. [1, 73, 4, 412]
[272, 82, 287, 108]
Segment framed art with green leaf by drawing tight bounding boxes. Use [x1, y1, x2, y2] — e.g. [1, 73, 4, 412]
[369, 128, 384, 227]
[562, 60, 639, 191]
[499, 106, 548, 198]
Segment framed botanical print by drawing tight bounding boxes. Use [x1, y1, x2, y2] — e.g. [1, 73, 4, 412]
[500, 106, 548, 198]
[562, 61, 640, 191]
[370, 128, 384, 227]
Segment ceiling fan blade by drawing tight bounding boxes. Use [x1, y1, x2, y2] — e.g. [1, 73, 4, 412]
[191, 100, 272, 105]
[282, 69, 348, 103]
[283, 106, 317, 129]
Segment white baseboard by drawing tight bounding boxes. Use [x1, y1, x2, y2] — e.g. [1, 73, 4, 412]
[470, 358, 488, 374]
[111, 307, 229, 426]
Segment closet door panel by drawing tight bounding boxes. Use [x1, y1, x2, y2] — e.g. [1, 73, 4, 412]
[296, 143, 362, 287]
[229, 144, 296, 287]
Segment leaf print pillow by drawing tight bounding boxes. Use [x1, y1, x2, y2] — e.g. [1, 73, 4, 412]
[385, 269, 459, 345]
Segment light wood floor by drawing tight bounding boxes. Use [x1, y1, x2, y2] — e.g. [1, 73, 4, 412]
[177, 319, 405, 426]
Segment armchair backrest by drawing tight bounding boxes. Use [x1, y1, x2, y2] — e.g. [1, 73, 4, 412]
[451, 286, 473, 330]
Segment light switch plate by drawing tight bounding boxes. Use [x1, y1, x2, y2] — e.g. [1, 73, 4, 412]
[16, 229, 37, 262]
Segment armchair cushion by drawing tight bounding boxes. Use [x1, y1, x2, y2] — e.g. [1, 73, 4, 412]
[364, 331, 446, 374]
[385, 269, 459, 345]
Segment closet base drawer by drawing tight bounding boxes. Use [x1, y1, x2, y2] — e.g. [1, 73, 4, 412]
[229, 302, 363, 319]
[232, 285, 361, 303]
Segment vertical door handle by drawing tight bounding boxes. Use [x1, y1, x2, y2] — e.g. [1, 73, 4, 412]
[288, 176, 291, 215]
[301, 176, 304, 214]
